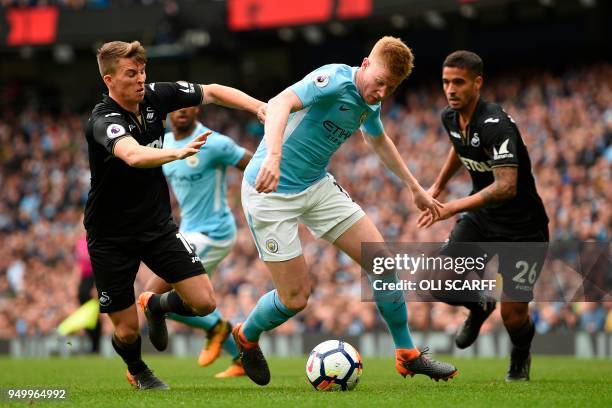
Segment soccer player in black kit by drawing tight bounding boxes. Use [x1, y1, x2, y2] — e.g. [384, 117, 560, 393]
[417, 51, 549, 381]
[85, 41, 265, 389]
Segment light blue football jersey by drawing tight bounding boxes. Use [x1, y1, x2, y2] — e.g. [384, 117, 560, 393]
[244, 64, 385, 193]
[163, 122, 245, 240]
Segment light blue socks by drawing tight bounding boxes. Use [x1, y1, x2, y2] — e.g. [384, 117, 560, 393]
[242, 290, 297, 342]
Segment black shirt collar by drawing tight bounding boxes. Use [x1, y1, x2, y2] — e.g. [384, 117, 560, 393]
[451, 96, 485, 130]
[102, 93, 141, 115]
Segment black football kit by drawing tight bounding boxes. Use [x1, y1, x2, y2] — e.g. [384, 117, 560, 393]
[85, 82, 205, 312]
[440, 97, 549, 301]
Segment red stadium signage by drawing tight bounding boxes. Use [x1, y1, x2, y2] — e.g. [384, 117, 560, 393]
[6, 6, 59, 46]
[228, 0, 372, 31]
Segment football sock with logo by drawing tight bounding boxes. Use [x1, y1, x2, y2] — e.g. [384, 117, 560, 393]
[148, 290, 198, 316]
[242, 290, 297, 342]
[168, 308, 221, 331]
[112, 334, 147, 375]
[369, 271, 416, 350]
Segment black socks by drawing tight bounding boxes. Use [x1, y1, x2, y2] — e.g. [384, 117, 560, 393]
[508, 317, 535, 357]
[148, 290, 197, 316]
[112, 334, 147, 375]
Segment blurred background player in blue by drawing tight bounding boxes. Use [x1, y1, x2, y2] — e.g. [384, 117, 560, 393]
[143, 105, 254, 378]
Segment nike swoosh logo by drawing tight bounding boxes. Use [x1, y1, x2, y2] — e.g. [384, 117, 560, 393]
[339, 105, 350, 111]
[307, 355, 315, 372]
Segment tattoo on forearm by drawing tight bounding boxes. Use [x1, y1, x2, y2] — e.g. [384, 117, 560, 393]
[480, 166, 518, 206]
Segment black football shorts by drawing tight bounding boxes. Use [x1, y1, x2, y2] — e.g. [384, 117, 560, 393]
[440, 214, 549, 302]
[87, 224, 205, 313]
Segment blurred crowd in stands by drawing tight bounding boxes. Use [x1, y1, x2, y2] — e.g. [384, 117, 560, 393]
[0, 63, 610, 341]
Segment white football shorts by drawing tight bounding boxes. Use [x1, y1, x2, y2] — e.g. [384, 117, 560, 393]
[180, 231, 236, 274]
[241, 173, 365, 261]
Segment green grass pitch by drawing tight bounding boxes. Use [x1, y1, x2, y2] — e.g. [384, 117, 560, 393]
[1, 355, 610, 407]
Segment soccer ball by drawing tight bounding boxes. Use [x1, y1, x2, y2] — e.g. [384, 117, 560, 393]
[305, 340, 363, 391]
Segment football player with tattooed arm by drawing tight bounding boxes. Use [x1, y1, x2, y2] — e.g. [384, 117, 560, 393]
[85, 40, 265, 390]
[418, 51, 549, 381]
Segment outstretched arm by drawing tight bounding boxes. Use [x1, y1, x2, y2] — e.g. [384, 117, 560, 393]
[428, 148, 463, 198]
[365, 131, 442, 217]
[113, 132, 211, 168]
[201, 84, 266, 118]
[418, 165, 517, 228]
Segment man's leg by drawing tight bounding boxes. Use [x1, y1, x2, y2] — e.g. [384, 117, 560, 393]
[143, 274, 237, 370]
[169, 232, 240, 370]
[138, 230, 217, 351]
[88, 235, 167, 389]
[500, 233, 547, 381]
[237, 177, 310, 384]
[109, 305, 168, 390]
[501, 301, 534, 382]
[435, 216, 496, 349]
[332, 215, 457, 381]
[234, 255, 309, 385]
[156, 274, 217, 315]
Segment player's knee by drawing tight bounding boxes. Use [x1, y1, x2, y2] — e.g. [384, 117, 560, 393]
[280, 290, 310, 312]
[501, 306, 528, 329]
[114, 326, 139, 343]
[189, 293, 216, 316]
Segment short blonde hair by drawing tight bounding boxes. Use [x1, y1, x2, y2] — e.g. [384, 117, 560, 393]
[369, 36, 414, 79]
[96, 40, 146, 77]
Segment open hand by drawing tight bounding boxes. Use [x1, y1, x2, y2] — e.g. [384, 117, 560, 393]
[176, 130, 211, 159]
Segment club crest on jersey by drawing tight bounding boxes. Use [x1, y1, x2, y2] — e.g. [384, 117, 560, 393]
[186, 156, 199, 167]
[314, 74, 329, 88]
[265, 238, 279, 253]
[471, 133, 480, 147]
[106, 124, 125, 139]
[99, 291, 112, 306]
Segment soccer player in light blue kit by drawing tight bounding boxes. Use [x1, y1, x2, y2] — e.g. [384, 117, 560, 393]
[233, 36, 458, 385]
[143, 106, 253, 378]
